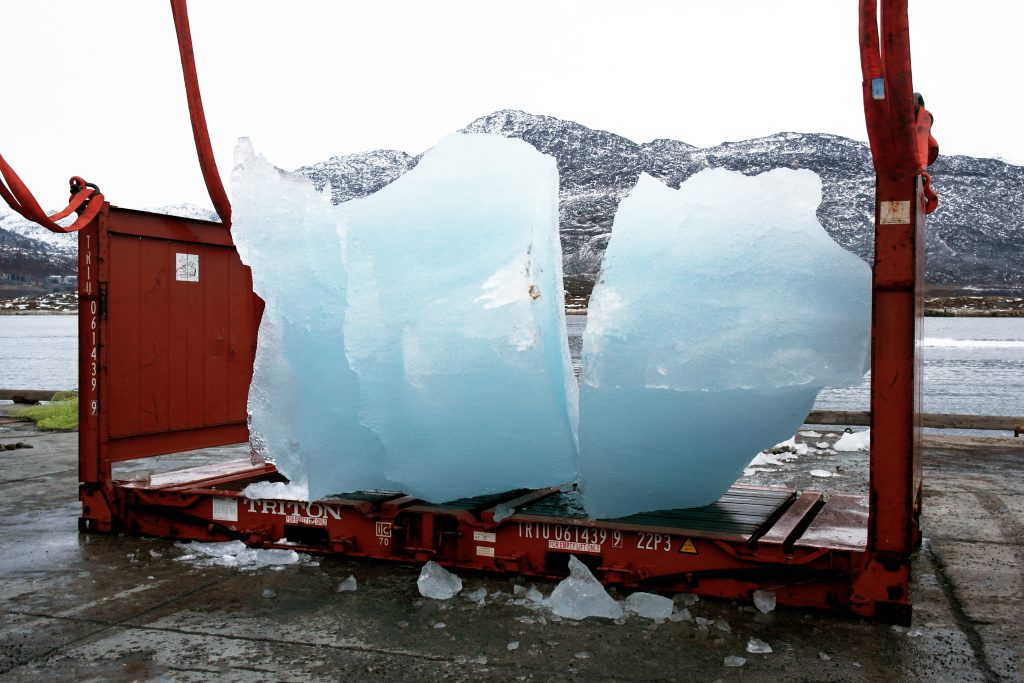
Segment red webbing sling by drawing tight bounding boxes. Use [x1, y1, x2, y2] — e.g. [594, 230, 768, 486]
[169, 0, 232, 227]
[0, 1, 231, 231]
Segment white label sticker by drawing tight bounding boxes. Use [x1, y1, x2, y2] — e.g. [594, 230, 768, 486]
[175, 253, 200, 282]
[880, 200, 911, 225]
[473, 531, 496, 543]
[475, 545, 495, 557]
[547, 540, 601, 554]
[212, 496, 238, 522]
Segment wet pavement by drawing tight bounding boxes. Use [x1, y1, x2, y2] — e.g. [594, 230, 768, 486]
[0, 421, 1020, 682]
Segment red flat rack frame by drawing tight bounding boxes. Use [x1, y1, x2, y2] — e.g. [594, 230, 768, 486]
[74, 0, 929, 625]
[77, 165, 925, 622]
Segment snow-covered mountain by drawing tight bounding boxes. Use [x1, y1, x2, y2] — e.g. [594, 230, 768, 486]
[3, 109, 1021, 297]
[298, 109, 1024, 286]
[0, 203, 219, 297]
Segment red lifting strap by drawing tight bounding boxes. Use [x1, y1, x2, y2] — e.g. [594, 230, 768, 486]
[859, 0, 939, 212]
[0, 156, 104, 233]
[170, 0, 232, 227]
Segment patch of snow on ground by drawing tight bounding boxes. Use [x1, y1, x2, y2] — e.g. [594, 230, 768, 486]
[834, 429, 871, 452]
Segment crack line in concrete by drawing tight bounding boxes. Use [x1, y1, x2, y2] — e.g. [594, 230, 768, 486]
[925, 542, 1000, 683]
[0, 576, 228, 674]
[0, 469, 77, 486]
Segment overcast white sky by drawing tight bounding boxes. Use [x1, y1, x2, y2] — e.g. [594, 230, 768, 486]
[2, 1, 1021, 212]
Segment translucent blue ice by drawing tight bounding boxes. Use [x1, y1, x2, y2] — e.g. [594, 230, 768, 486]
[580, 170, 870, 518]
[232, 134, 579, 502]
[232, 138, 389, 499]
[338, 133, 579, 502]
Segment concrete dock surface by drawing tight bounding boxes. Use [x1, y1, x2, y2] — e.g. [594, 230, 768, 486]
[0, 422, 1020, 682]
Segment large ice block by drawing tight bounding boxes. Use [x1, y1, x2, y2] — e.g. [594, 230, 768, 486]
[232, 134, 579, 502]
[338, 133, 579, 502]
[580, 169, 870, 518]
[232, 138, 390, 498]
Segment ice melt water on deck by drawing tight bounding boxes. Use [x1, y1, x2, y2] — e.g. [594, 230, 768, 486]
[579, 170, 870, 518]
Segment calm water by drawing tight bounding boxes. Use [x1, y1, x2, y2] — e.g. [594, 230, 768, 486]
[2, 314, 1022, 418]
[0, 315, 77, 390]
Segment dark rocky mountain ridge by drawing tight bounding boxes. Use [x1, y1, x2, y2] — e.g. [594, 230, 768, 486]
[299, 109, 1024, 287]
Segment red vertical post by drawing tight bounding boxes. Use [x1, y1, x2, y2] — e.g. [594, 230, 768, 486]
[852, 0, 928, 623]
[78, 203, 115, 532]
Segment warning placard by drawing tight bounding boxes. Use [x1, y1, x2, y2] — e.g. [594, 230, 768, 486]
[679, 538, 698, 554]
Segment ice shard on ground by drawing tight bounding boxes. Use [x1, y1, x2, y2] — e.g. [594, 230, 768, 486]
[338, 133, 579, 502]
[580, 169, 870, 518]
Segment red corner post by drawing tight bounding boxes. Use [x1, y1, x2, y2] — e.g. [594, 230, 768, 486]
[852, 0, 937, 622]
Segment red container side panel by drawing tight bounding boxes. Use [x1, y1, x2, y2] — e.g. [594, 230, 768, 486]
[101, 208, 259, 454]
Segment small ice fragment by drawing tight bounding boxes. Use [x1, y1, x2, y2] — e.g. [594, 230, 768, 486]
[746, 638, 772, 654]
[507, 641, 520, 651]
[906, 627, 923, 637]
[526, 587, 544, 603]
[546, 556, 623, 620]
[801, 431, 822, 437]
[753, 589, 776, 613]
[715, 621, 732, 634]
[695, 617, 714, 627]
[464, 587, 487, 605]
[261, 588, 276, 598]
[623, 592, 674, 620]
[397, 621, 409, 628]
[574, 651, 593, 659]
[819, 652, 831, 661]
[724, 656, 747, 667]
[468, 656, 487, 665]
[148, 549, 163, 558]
[669, 608, 693, 623]
[809, 469, 834, 478]
[253, 549, 301, 566]
[493, 503, 515, 523]
[417, 561, 463, 600]
[433, 622, 447, 629]
[241, 480, 310, 501]
[513, 585, 527, 596]
[336, 575, 358, 592]
[515, 616, 536, 625]
[834, 429, 871, 452]
[815, 441, 830, 449]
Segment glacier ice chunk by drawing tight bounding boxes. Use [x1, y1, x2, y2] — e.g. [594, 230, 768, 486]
[746, 638, 773, 654]
[417, 561, 462, 600]
[336, 575, 358, 592]
[580, 169, 870, 517]
[834, 429, 871, 451]
[623, 592, 674, 620]
[337, 133, 579, 502]
[752, 589, 777, 613]
[232, 134, 579, 502]
[232, 138, 390, 498]
[546, 556, 623, 620]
